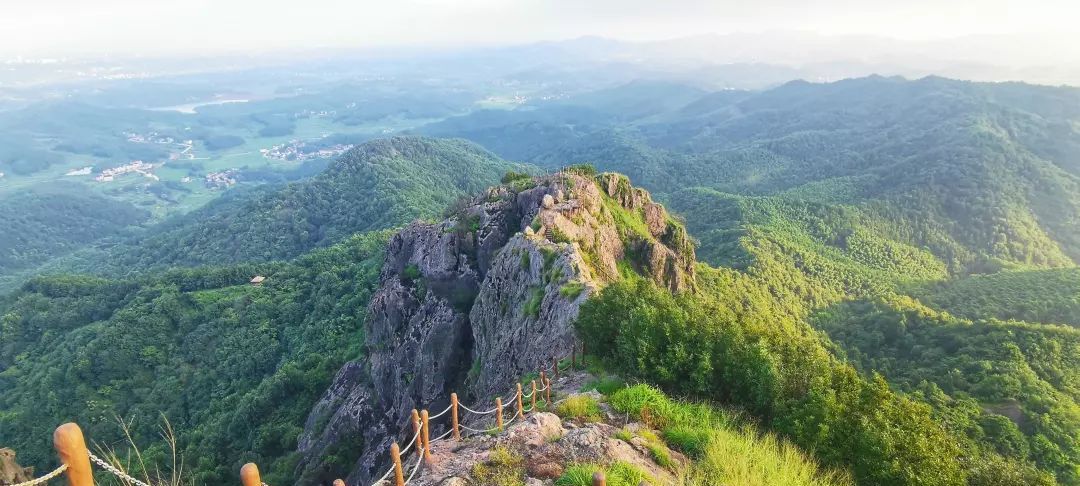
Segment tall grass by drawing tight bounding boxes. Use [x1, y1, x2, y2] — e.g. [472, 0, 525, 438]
[608, 385, 853, 486]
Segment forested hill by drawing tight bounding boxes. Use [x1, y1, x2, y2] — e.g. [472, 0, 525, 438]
[425, 76, 1080, 274]
[40, 136, 524, 279]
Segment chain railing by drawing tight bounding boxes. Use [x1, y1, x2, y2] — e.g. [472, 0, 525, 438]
[27, 344, 587, 486]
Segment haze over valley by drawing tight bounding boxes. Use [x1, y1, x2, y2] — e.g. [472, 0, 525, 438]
[2, 2, 1080, 486]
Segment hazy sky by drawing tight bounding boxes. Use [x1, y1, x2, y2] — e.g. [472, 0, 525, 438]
[5, 0, 1079, 57]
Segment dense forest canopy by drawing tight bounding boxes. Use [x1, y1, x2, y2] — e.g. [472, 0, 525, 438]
[3, 75, 1080, 485]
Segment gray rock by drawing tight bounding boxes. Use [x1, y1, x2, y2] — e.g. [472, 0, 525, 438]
[296, 173, 694, 484]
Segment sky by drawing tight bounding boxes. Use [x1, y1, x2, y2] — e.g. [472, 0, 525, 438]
[4, 0, 1079, 58]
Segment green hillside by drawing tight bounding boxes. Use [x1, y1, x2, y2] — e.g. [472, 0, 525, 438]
[0, 185, 149, 282]
[907, 269, 1080, 327]
[0, 232, 389, 486]
[43, 136, 524, 278]
[5, 77, 1080, 485]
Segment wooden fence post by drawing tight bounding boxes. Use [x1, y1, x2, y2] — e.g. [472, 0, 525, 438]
[53, 423, 93, 486]
[451, 393, 461, 441]
[572, 346, 577, 369]
[516, 383, 524, 419]
[390, 443, 405, 486]
[592, 471, 606, 486]
[411, 409, 421, 445]
[531, 380, 538, 411]
[240, 463, 261, 486]
[545, 376, 552, 406]
[495, 397, 504, 430]
[420, 409, 432, 462]
[553, 356, 559, 379]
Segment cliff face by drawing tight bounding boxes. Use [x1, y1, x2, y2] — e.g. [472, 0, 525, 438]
[295, 172, 693, 484]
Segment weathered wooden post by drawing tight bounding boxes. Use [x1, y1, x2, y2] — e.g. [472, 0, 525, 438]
[420, 409, 432, 462]
[390, 443, 405, 486]
[531, 380, 538, 411]
[451, 393, 461, 441]
[553, 356, 559, 379]
[592, 471, 606, 486]
[545, 376, 552, 406]
[411, 409, 421, 445]
[53, 423, 93, 486]
[332, 479, 345, 486]
[516, 383, 524, 419]
[571, 346, 577, 369]
[240, 463, 261, 486]
[495, 397, 504, 430]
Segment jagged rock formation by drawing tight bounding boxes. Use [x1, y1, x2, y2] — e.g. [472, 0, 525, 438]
[296, 172, 694, 484]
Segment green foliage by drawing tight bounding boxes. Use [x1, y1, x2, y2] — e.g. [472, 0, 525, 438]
[501, 170, 532, 184]
[0, 185, 149, 286]
[555, 395, 602, 423]
[0, 231, 390, 486]
[581, 376, 626, 395]
[565, 163, 598, 177]
[559, 281, 585, 299]
[557, 461, 652, 486]
[523, 287, 545, 318]
[580, 280, 967, 485]
[50, 137, 523, 277]
[470, 446, 525, 486]
[814, 296, 1080, 483]
[908, 268, 1080, 327]
[604, 385, 852, 486]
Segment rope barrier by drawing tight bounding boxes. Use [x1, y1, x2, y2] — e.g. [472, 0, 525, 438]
[9, 464, 67, 486]
[434, 428, 454, 442]
[404, 450, 424, 485]
[428, 403, 453, 420]
[373, 464, 395, 485]
[459, 403, 498, 415]
[399, 422, 423, 456]
[89, 451, 153, 486]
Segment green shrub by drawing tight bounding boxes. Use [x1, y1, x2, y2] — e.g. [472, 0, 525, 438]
[648, 443, 674, 470]
[401, 264, 421, 283]
[663, 426, 711, 458]
[471, 446, 525, 486]
[520, 251, 531, 270]
[566, 163, 598, 177]
[523, 287, 544, 317]
[560, 281, 586, 299]
[502, 171, 532, 184]
[581, 376, 626, 395]
[556, 464, 600, 486]
[556, 462, 652, 486]
[556, 395, 603, 423]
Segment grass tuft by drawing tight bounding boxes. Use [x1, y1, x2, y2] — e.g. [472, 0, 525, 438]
[555, 395, 603, 423]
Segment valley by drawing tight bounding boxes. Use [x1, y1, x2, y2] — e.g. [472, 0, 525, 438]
[2, 51, 1080, 486]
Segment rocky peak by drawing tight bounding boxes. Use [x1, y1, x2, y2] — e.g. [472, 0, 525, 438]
[295, 171, 694, 484]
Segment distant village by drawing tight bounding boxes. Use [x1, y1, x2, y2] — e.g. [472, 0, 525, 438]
[261, 139, 354, 162]
[204, 169, 239, 189]
[94, 161, 159, 182]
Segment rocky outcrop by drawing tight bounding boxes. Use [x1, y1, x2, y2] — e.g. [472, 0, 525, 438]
[296, 172, 694, 484]
[395, 370, 686, 486]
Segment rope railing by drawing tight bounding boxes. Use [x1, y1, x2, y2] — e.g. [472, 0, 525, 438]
[9, 464, 67, 486]
[30, 343, 587, 486]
